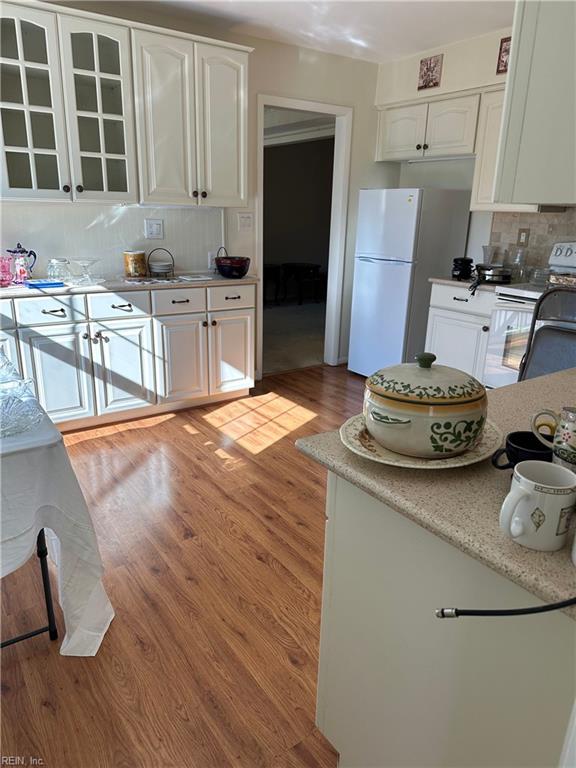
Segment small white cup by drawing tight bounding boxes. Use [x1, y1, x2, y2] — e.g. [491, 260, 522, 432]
[500, 460, 576, 551]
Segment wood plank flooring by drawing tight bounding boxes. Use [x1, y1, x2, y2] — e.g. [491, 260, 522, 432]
[1, 365, 365, 768]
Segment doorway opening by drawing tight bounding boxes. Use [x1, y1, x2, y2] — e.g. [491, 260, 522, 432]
[262, 106, 335, 374]
[256, 95, 352, 379]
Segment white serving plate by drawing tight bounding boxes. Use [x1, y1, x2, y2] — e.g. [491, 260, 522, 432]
[340, 413, 502, 470]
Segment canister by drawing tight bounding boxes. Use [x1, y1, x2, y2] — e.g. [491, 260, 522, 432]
[123, 250, 147, 278]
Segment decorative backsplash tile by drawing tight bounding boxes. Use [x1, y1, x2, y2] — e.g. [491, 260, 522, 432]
[490, 208, 576, 266]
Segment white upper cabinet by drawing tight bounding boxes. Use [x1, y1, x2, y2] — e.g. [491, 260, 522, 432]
[376, 95, 478, 162]
[471, 89, 537, 212]
[195, 43, 248, 207]
[494, 0, 575, 205]
[375, 104, 427, 161]
[424, 94, 479, 157]
[132, 30, 197, 205]
[0, 4, 71, 199]
[58, 16, 137, 202]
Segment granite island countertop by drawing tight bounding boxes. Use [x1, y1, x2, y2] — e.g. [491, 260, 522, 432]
[297, 369, 576, 618]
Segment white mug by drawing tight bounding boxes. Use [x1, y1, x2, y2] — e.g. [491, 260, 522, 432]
[500, 460, 576, 551]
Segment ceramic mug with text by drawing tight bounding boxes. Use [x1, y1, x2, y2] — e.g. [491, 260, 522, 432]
[500, 460, 576, 551]
[532, 406, 576, 468]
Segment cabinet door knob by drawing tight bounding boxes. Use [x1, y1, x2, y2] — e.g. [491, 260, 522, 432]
[482, 325, 490, 332]
[82, 332, 90, 340]
[416, 144, 422, 150]
[201, 191, 208, 199]
[76, 184, 84, 193]
[202, 320, 208, 327]
[211, 319, 217, 326]
[192, 190, 199, 198]
[62, 184, 71, 193]
[423, 143, 429, 150]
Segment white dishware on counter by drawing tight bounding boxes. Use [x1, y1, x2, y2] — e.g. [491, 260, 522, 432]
[363, 352, 487, 459]
[500, 460, 576, 551]
[531, 406, 576, 469]
[339, 413, 502, 469]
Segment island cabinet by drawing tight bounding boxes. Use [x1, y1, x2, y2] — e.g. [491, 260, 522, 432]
[132, 30, 248, 207]
[317, 473, 575, 768]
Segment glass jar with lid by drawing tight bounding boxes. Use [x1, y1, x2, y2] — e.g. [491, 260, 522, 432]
[46, 258, 71, 282]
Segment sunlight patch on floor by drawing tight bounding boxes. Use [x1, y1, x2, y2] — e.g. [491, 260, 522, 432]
[64, 413, 176, 446]
[203, 392, 316, 454]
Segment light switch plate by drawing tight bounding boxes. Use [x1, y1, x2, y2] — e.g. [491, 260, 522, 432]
[145, 218, 164, 239]
[237, 212, 253, 232]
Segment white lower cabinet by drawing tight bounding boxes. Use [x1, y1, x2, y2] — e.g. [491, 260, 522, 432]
[153, 313, 208, 402]
[0, 328, 22, 376]
[19, 323, 95, 422]
[425, 308, 490, 381]
[91, 318, 155, 415]
[208, 309, 254, 394]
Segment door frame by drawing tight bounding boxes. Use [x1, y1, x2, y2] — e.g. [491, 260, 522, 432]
[256, 94, 353, 376]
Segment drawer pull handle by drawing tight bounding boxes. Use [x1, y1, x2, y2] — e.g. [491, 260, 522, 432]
[453, 297, 469, 303]
[171, 299, 190, 304]
[225, 295, 241, 300]
[111, 303, 133, 311]
[41, 308, 66, 316]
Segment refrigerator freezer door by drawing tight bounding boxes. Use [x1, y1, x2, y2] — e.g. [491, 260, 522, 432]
[348, 257, 413, 376]
[355, 189, 421, 261]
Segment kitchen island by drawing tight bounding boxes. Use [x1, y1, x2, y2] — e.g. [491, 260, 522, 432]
[297, 369, 576, 768]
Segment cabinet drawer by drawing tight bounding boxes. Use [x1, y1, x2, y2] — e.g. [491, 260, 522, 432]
[208, 284, 255, 311]
[429, 283, 495, 317]
[15, 295, 87, 326]
[88, 290, 151, 320]
[152, 288, 206, 316]
[0, 299, 15, 329]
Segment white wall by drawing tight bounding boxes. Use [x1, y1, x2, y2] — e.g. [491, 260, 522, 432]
[52, 0, 398, 360]
[375, 27, 511, 106]
[0, 202, 224, 278]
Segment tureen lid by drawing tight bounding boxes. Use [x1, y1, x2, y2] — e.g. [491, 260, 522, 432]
[366, 352, 486, 405]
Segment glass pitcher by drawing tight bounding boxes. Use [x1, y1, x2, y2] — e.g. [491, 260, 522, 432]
[7, 242, 37, 284]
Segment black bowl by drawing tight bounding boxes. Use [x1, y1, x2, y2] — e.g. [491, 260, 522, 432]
[215, 257, 250, 279]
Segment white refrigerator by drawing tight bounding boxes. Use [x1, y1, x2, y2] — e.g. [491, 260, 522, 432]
[348, 188, 470, 376]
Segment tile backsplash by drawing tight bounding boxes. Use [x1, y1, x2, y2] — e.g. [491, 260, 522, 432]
[490, 208, 576, 266]
[0, 202, 225, 278]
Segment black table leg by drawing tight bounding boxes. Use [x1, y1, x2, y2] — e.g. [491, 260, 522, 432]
[37, 529, 58, 641]
[1, 529, 58, 648]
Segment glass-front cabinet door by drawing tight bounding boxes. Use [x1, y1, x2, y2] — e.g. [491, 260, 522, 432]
[58, 16, 137, 202]
[0, 4, 71, 199]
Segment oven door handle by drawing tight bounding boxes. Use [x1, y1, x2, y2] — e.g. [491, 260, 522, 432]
[494, 297, 536, 308]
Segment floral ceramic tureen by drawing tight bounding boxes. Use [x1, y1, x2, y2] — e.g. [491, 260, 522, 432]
[363, 352, 487, 459]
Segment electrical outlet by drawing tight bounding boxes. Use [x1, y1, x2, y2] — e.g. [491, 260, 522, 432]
[208, 251, 217, 271]
[517, 228, 530, 246]
[145, 218, 164, 239]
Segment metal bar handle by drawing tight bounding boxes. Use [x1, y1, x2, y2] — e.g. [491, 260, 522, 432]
[111, 303, 133, 311]
[41, 308, 66, 316]
[171, 299, 190, 304]
[225, 295, 241, 300]
[453, 296, 469, 303]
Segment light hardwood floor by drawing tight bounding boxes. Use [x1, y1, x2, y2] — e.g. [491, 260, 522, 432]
[1, 365, 365, 768]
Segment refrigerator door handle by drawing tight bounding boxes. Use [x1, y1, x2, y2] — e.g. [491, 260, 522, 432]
[357, 257, 412, 264]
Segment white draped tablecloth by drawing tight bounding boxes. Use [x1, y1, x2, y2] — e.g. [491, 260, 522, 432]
[1, 411, 114, 655]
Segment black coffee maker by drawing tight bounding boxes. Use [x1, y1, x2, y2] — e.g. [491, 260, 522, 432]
[452, 257, 473, 281]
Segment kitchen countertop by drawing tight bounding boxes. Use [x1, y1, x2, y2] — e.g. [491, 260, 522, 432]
[429, 277, 497, 291]
[0, 274, 258, 299]
[297, 369, 576, 618]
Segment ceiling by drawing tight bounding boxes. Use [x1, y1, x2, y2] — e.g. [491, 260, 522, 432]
[151, 1, 515, 63]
